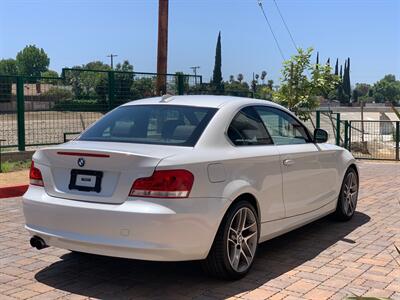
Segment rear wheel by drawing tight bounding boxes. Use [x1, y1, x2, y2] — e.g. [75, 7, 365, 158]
[334, 168, 359, 221]
[202, 200, 259, 280]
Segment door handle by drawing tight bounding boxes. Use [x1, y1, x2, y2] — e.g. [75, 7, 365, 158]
[283, 159, 295, 166]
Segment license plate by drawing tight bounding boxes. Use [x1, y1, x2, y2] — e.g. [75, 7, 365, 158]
[69, 169, 103, 193]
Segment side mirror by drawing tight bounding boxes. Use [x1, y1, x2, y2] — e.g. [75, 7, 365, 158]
[314, 128, 328, 143]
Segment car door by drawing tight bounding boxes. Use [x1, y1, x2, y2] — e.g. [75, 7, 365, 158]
[226, 106, 285, 221]
[254, 106, 334, 217]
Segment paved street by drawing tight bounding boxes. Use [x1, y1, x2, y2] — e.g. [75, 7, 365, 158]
[0, 161, 399, 300]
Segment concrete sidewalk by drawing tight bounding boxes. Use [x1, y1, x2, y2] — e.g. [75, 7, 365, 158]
[0, 161, 399, 299]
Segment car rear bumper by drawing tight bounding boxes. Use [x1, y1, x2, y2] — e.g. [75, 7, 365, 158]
[23, 186, 230, 261]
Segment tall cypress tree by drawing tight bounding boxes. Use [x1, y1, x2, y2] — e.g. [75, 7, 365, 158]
[334, 58, 339, 76]
[212, 31, 223, 92]
[326, 58, 330, 66]
[347, 58, 351, 88]
[316, 52, 319, 69]
[346, 58, 351, 102]
[342, 58, 351, 102]
[338, 63, 346, 104]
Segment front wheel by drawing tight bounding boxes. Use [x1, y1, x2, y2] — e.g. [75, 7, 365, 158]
[202, 201, 259, 280]
[334, 168, 359, 221]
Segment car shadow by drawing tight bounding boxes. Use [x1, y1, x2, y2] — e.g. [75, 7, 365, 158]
[34, 212, 370, 299]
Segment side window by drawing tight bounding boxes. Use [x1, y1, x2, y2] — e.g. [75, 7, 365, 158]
[227, 107, 273, 146]
[255, 106, 310, 145]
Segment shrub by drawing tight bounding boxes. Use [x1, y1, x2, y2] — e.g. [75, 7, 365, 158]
[42, 87, 73, 101]
[53, 99, 106, 111]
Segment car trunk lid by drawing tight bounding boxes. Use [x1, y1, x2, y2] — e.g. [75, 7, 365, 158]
[35, 141, 189, 204]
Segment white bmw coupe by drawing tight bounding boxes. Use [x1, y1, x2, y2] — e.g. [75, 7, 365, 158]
[23, 95, 358, 279]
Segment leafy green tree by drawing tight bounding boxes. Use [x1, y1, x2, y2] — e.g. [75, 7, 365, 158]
[0, 59, 18, 101]
[0, 59, 18, 74]
[115, 60, 134, 101]
[354, 83, 371, 98]
[41, 70, 58, 77]
[131, 77, 156, 100]
[256, 85, 273, 100]
[372, 74, 400, 104]
[274, 48, 314, 119]
[16, 45, 49, 76]
[65, 61, 110, 100]
[311, 63, 339, 99]
[40, 70, 59, 85]
[224, 80, 251, 97]
[115, 60, 133, 72]
[274, 48, 339, 121]
[352, 89, 359, 102]
[212, 31, 223, 92]
[237, 73, 244, 83]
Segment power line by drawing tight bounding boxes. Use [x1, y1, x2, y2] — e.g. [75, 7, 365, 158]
[257, 0, 286, 60]
[272, 0, 298, 52]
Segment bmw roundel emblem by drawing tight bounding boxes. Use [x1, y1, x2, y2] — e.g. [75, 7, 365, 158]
[77, 158, 85, 167]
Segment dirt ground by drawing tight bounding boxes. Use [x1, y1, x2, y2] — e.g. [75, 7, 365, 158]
[0, 169, 29, 187]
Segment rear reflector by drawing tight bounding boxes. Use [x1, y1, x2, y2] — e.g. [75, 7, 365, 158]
[129, 169, 194, 198]
[29, 161, 44, 187]
[57, 151, 110, 158]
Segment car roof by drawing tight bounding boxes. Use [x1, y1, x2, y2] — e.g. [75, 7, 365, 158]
[122, 95, 288, 111]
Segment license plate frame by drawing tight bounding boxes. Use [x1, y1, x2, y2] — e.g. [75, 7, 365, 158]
[69, 169, 103, 193]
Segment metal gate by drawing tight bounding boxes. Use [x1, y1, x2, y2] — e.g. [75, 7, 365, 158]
[349, 120, 400, 160]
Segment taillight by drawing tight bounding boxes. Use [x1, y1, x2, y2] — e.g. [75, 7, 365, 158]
[129, 169, 194, 198]
[29, 161, 44, 186]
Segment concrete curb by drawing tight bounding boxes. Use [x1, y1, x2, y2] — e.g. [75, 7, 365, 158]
[0, 185, 28, 198]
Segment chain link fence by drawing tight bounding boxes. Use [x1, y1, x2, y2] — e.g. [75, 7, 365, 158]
[349, 120, 400, 160]
[0, 70, 201, 152]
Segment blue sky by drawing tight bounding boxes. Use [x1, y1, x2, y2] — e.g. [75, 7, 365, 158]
[1, 0, 399, 85]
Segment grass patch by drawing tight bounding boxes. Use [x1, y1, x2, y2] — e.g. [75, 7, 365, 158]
[1, 160, 31, 173]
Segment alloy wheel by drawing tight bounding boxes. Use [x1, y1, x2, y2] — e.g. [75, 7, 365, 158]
[342, 171, 358, 216]
[226, 207, 258, 272]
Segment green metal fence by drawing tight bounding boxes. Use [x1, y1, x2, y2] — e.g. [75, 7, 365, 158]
[0, 70, 201, 151]
[2, 71, 399, 161]
[348, 120, 400, 160]
[303, 110, 344, 146]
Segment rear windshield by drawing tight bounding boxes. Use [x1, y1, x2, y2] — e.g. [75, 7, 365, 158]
[78, 105, 217, 147]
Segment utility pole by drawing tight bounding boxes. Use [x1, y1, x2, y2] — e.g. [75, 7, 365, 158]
[156, 0, 169, 95]
[190, 66, 200, 84]
[107, 54, 118, 69]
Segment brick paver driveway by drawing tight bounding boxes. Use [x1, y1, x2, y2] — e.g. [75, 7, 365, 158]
[1, 161, 399, 300]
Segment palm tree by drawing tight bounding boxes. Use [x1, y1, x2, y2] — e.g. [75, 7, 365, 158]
[237, 73, 244, 83]
[229, 75, 234, 83]
[261, 71, 267, 84]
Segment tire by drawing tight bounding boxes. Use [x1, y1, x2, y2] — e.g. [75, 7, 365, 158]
[334, 167, 359, 221]
[202, 200, 259, 280]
